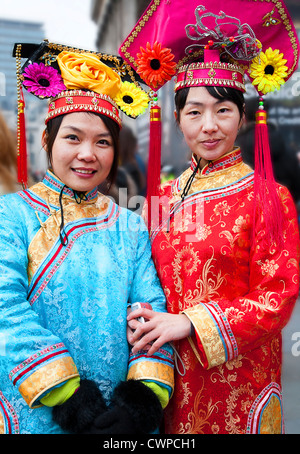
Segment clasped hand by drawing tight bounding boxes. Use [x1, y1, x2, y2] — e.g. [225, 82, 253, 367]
[127, 307, 192, 356]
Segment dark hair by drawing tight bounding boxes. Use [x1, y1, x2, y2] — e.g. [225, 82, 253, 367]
[44, 112, 120, 191]
[175, 86, 245, 123]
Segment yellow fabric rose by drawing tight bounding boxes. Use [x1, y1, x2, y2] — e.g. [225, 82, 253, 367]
[57, 51, 122, 98]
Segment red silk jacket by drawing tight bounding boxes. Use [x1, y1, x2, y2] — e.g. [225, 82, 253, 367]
[148, 148, 300, 434]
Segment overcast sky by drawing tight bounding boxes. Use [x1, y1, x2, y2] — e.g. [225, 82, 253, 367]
[1, 0, 98, 50]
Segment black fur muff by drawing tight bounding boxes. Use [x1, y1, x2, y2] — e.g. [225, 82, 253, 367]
[52, 379, 107, 433]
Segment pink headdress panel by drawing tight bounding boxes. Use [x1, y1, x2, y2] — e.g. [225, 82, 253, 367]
[120, 1, 299, 242]
[120, 0, 299, 95]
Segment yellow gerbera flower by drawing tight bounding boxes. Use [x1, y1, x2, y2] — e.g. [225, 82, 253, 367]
[114, 81, 149, 118]
[249, 47, 288, 94]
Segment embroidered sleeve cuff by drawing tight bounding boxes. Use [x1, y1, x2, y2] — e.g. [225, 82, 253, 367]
[183, 302, 238, 369]
[9, 343, 79, 408]
[127, 346, 174, 396]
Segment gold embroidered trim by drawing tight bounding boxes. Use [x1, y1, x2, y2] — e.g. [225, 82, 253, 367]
[183, 305, 226, 369]
[50, 90, 118, 109]
[259, 394, 282, 434]
[178, 61, 244, 74]
[0, 412, 4, 434]
[120, 0, 161, 69]
[27, 183, 110, 285]
[175, 77, 245, 91]
[187, 336, 203, 366]
[45, 103, 121, 127]
[127, 361, 174, 392]
[19, 356, 79, 408]
[174, 152, 253, 200]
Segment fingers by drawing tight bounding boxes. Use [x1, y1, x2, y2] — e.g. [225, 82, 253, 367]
[126, 325, 135, 345]
[127, 307, 154, 322]
[145, 339, 165, 356]
[131, 327, 166, 355]
[130, 320, 155, 344]
[130, 328, 155, 353]
[128, 320, 159, 353]
[135, 337, 166, 356]
[127, 309, 168, 355]
[127, 318, 140, 331]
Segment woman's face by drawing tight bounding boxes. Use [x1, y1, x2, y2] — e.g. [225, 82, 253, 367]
[178, 87, 244, 167]
[45, 112, 115, 192]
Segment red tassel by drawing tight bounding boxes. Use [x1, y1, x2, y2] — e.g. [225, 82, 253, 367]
[253, 106, 284, 245]
[146, 102, 161, 230]
[17, 86, 28, 188]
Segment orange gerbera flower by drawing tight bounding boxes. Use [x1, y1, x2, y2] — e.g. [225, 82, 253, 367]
[136, 41, 177, 89]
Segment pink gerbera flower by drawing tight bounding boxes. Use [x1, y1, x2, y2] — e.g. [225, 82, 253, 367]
[23, 62, 66, 98]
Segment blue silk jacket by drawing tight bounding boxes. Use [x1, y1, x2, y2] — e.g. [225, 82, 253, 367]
[0, 170, 174, 434]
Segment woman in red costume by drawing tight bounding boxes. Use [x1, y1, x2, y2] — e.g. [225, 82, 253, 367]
[122, 1, 300, 434]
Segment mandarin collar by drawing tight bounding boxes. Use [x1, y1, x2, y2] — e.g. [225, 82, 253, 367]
[190, 148, 243, 177]
[42, 169, 98, 201]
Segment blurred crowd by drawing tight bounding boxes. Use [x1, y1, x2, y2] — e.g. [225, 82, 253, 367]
[0, 111, 18, 195]
[236, 99, 300, 222]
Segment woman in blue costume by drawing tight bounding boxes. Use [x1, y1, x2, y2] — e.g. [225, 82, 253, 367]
[0, 42, 174, 434]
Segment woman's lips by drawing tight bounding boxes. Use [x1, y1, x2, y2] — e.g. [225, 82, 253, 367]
[201, 139, 221, 149]
[71, 168, 97, 178]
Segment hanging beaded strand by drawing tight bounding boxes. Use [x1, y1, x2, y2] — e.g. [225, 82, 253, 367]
[147, 90, 162, 230]
[15, 44, 22, 167]
[15, 44, 28, 188]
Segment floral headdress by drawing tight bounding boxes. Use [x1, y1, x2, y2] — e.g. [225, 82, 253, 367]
[119, 0, 299, 241]
[13, 40, 150, 187]
[119, 1, 298, 94]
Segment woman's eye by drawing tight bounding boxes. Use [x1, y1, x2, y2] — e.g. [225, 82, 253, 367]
[218, 107, 230, 113]
[98, 139, 111, 146]
[66, 134, 79, 141]
[188, 110, 200, 116]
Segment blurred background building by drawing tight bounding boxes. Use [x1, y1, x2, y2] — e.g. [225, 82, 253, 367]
[0, 18, 48, 179]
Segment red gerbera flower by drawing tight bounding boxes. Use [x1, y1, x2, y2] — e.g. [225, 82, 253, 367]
[136, 41, 177, 89]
